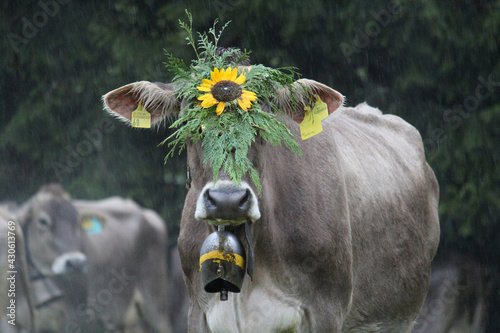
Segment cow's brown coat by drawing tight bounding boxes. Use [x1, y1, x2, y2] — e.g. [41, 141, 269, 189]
[103, 76, 440, 332]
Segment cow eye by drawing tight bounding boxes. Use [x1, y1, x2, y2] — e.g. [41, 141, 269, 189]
[38, 216, 52, 229]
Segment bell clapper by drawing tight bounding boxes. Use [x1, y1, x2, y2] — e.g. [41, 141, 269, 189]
[220, 288, 228, 301]
[217, 226, 230, 301]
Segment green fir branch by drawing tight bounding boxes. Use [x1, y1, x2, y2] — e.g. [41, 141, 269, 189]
[161, 11, 305, 193]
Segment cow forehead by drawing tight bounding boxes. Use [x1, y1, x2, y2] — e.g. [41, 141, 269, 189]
[34, 195, 78, 225]
[187, 147, 262, 191]
[37, 190, 71, 202]
[186, 131, 264, 165]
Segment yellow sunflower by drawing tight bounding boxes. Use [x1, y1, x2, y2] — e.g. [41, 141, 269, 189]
[197, 67, 257, 115]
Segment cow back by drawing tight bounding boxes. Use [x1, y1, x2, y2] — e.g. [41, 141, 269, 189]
[329, 104, 440, 328]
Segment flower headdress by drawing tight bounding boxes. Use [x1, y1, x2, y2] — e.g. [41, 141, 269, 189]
[163, 11, 304, 193]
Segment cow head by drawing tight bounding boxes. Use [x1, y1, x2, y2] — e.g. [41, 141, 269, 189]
[17, 184, 87, 277]
[103, 55, 343, 227]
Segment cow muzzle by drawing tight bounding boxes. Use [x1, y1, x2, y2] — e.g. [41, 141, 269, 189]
[51, 252, 87, 275]
[195, 180, 261, 225]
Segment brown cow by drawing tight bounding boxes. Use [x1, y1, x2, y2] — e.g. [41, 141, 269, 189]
[414, 251, 491, 333]
[168, 245, 189, 333]
[103, 59, 440, 331]
[73, 196, 172, 332]
[13, 185, 173, 332]
[0, 205, 35, 333]
[15, 184, 87, 333]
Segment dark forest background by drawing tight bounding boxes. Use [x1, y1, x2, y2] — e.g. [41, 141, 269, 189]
[1, 0, 499, 330]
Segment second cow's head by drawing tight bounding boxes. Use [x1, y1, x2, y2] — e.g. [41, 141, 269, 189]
[17, 184, 87, 277]
[103, 55, 343, 226]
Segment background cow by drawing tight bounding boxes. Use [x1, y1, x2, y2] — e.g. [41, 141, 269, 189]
[0, 205, 35, 333]
[73, 196, 172, 332]
[414, 251, 492, 333]
[103, 63, 440, 331]
[168, 245, 189, 333]
[11, 184, 175, 332]
[15, 184, 87, 332]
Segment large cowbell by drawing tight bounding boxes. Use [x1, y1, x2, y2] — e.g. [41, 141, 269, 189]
[199, 228, 246, 301]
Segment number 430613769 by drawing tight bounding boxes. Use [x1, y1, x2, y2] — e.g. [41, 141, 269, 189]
[7, 221, 16, 269]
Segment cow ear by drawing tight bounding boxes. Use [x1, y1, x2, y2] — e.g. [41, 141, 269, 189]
[102, 81, 181, 126]
[273, 79, 344, 123]
[15, 201, 32, 228]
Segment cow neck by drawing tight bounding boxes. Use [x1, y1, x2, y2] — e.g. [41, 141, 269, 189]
[244, 221, 254, 280]
[21, 221, 66, 308]
[31, 277, 65, 309]
[20, 220, 45, 281]
[13, 216, 37, 332]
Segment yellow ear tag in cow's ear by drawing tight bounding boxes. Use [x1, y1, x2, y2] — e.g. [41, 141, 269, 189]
[81, 216, 103, 234]
[300, 106, 323, 140]
[131, 102, 151, 128]
[300, 95, 327, 140]
[312, 95, 329, 121]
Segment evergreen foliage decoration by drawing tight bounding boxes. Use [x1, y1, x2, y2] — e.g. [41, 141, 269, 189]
[162, 11, 303, 193]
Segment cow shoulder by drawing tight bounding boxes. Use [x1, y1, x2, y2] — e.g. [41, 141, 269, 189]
[75, 197, 166, 251]
[333, 103, 425, 155]
[329, 103, 440, 254]
[74, 198, 144, 261]
[328, 103, 430, 185]
[139, 208, 167, 245]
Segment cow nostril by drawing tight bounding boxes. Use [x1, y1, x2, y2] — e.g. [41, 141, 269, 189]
[206, 191, 217, 209]
[66, 258, 86, 272]
[195, 182, 261, 222]
[239, 190, 250, 209]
